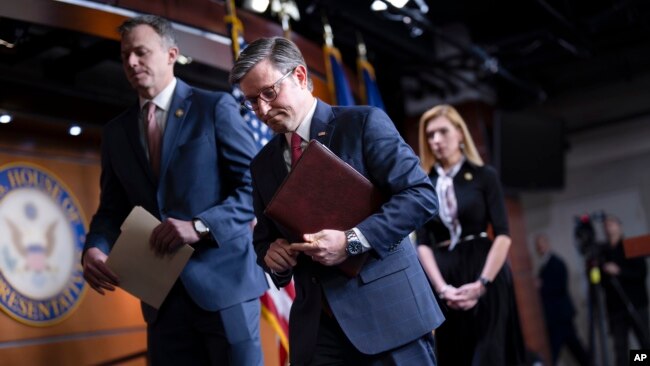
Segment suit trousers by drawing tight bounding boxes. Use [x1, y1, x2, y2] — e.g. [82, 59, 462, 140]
[296, 311, 437, 366]
[147, 281, 263, 366]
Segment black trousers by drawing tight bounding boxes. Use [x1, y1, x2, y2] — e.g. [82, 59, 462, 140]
[548, 320, 588, 366]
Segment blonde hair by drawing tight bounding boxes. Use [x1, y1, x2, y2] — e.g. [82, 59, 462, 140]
[418, 104, 484, 171]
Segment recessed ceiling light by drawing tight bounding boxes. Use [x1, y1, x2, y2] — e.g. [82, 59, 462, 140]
[371, 0, 388, 11]
[69, 124, 82, 136]
[387, 0, 409, 8]
[244, 0, 270, 13]
[0, 113, 12, 124]
[176, 54, 193, 65]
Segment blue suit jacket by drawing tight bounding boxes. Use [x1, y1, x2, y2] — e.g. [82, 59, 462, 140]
[84, 79, 267, 322]
[251, 100, 444, 362]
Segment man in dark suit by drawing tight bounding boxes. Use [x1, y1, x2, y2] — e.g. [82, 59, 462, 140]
[534, 234, 588, 366]
[230, 36, 444, 365]
[601, 215, 650, 366]
[82, 15, 267, 365]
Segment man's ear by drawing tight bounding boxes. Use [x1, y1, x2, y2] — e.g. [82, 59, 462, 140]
[168, 46, 179, 65]
[294, 64, 309, 88]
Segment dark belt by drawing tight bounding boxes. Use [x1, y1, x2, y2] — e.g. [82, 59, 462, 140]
[436, 232, 488, 248]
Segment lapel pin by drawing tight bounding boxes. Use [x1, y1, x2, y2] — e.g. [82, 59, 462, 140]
[175, 109, 184, 118]
[317, 131, 327, 137]
[464, 172, 473, 181]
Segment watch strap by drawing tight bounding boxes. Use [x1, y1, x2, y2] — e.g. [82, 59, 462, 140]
[478, 276, 491, 288]
[345, 229, 362, 256]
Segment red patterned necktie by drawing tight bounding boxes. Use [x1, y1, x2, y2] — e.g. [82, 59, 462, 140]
[291, 132, 303, 167]
[145, 101, 161, 177]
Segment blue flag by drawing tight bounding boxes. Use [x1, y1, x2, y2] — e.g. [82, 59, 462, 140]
[357, 58, 385, 111]
[323, 45, 355, 106]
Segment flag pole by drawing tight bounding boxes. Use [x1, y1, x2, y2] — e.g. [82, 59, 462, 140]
[224, 0, 242, 62]
[356, 33, 369, 106]
[322, 17, 355, 106]
[355, 33, 385, 110]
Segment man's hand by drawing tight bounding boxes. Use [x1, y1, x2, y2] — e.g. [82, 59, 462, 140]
[150, 218, 200, 256]
[292, 230, 347, 266]
[82, 247, 119, 295]
[264, 238, 299, 273]
[603, 262, 621, 276]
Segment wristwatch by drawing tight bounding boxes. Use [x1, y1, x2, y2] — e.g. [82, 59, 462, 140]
[192, 218, 210, 238]
[478, 276, 491, 289]
[345, 229, 363, 256]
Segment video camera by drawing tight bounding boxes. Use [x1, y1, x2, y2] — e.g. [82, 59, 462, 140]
[574, 211, 606, 259]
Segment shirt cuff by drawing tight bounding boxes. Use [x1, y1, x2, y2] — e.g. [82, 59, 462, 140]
[271, 269, 292, 277]
[353, 228, 372, 253]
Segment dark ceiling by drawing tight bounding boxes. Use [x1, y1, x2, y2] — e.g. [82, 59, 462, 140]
[0, 0, 649, 138]
[0, 14, 230, 135]
[284, 0, 650, 131]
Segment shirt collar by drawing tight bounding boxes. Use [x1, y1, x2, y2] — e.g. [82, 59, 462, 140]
[285, 98, 317, 144]
[435, 156, 466, 178]
[139, 78, 177, 111]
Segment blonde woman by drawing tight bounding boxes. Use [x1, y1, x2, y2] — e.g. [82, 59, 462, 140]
[416, 104, 525, 365]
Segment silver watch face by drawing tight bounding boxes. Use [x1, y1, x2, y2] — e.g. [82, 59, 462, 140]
[345, 230, 361, 255]
[193, 219, 208, 234]
[346, 240, 362, 255]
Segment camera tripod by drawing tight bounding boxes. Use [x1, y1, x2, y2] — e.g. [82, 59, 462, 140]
[585, 256, 610, 366]
[585, 256, 650, 366]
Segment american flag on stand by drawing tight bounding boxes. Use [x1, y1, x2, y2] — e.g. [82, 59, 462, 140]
[231, 87, 273, 145]
[260, 273, 294, 365]
[225, 2, 294, 365]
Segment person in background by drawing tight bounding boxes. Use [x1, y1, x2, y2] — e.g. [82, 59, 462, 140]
[534, 233, 588, 366]
[601, 215, 650, 366]
[230, 36, 444, 365]
[81, 15, 267, 365]
[415, 104, 525, 365]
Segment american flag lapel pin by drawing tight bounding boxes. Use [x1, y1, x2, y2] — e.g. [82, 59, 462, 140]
[317, 131, 327, 137]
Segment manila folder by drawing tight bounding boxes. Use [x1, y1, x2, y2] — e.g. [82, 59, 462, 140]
[106, 206, 193, 309]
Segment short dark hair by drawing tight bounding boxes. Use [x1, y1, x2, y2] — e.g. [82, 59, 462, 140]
[118, 15, 178, 48]
[229, 37, 312, 91]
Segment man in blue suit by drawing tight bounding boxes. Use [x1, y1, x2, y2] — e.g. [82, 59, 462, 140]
[82, 15, 267, 365]
[230, 37, 444, 365]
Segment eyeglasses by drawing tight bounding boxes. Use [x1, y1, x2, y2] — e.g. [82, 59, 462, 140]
[242, 67, 296, 111]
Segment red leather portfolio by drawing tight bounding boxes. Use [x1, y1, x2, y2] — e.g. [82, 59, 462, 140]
[264, 140, 384, 277]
